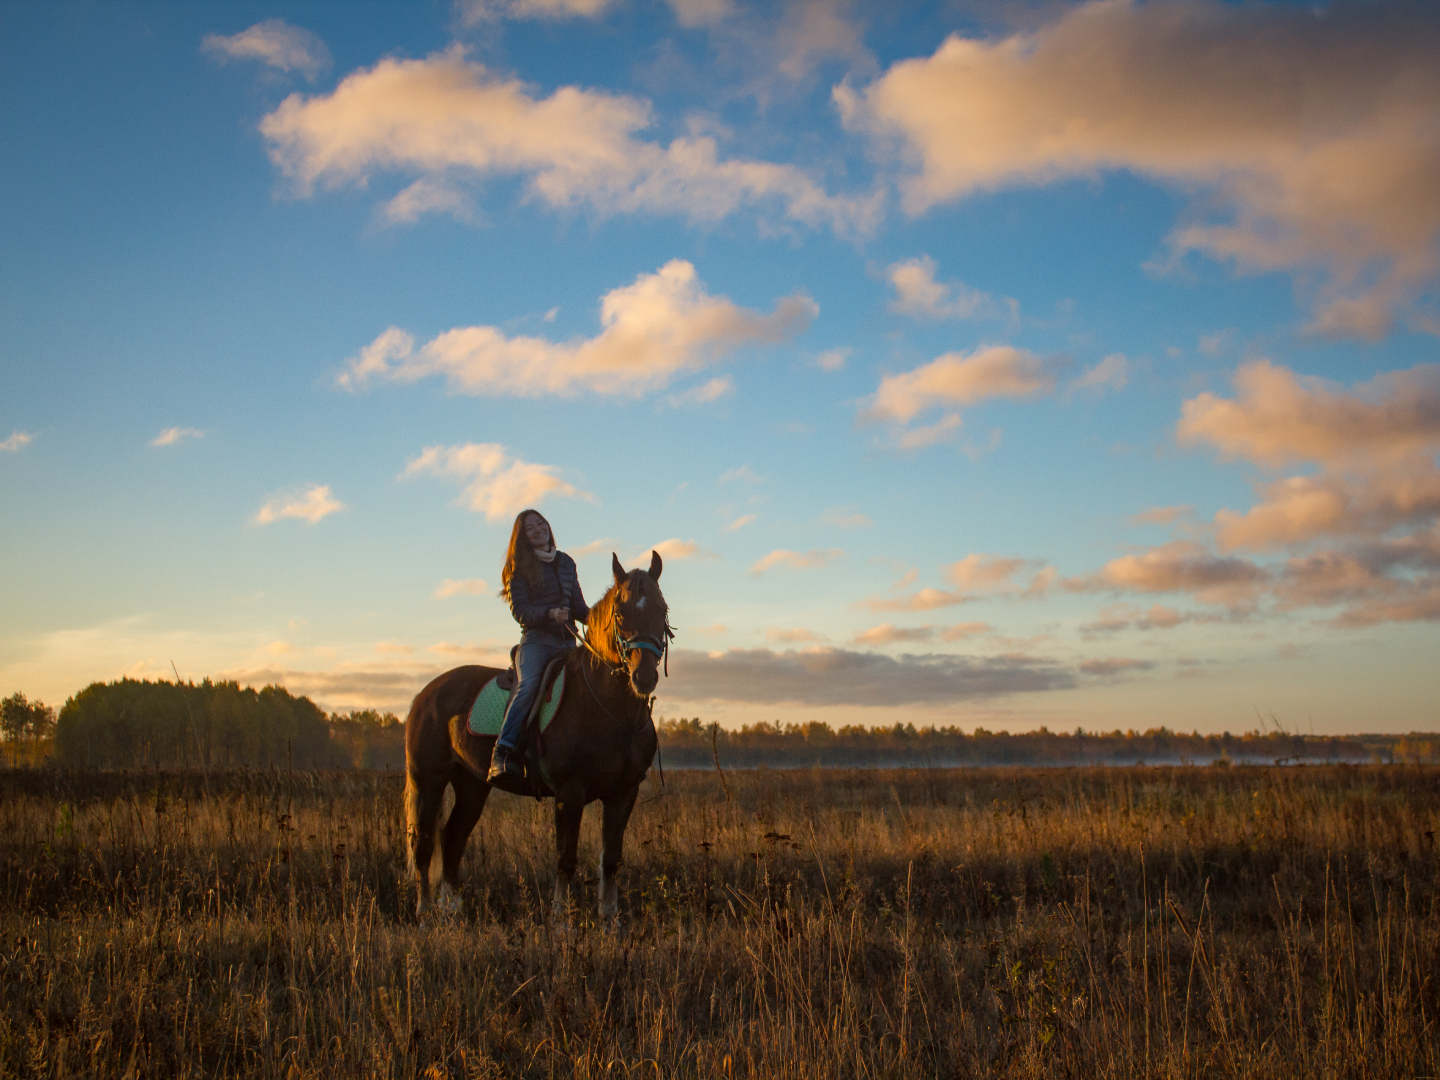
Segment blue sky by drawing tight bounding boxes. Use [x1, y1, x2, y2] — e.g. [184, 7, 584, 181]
[3, 0, 1438, 733]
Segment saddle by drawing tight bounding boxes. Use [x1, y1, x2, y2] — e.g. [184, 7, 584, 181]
[459, 647, 571, 798]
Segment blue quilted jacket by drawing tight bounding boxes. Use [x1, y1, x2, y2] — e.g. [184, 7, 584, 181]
[507, 552, 590, 639]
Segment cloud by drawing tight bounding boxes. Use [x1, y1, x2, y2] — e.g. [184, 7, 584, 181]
[725, 513, 757, 532]
[222, 662, 450, 714]
[1073, 354, 1129, 393]
[664, 646, 1075, 706]
[260, 45, 882, 235]
[894, 413, 964, 451]
[435, 578, 488, 598]
[749, 548, 844, 575]
[380, 178, 475, 225]
[886, 256, 1013, 321]
[402, 443, 594, 522]
[839, 0, 1440, 337]
[266, 640, 291, 656]
[339, 262, 813, 400]
[1070, 541, 1267, 610]
[1179, 360, 1440, 470]
[941, 621, 992, 641]
[151, 427, 203, 447]
[665, 0, 733, 28]
[637, 538, 714, 563]
[718, 464, 763, 484]
[254, 484, 345, 526]
[851, 623, 936, 646]
[863, 346, 1055, 435]
[816, 348, 849, 372]
[1, 431, 34, 452]
[857, 587, 971, 612]
[821, 506, 872, 529]
[667, 375, 735, 408]
[766, 627, 822, 644]
[569, 538, 617, 558]
[202, 19, 331, 80]
[943, 554, 1029, 591]
[1079, 602, 1196, 636]
[1079, 657, 1156, 677]
[458, 0, 616, 23]
[1130, 505, 1193, 527]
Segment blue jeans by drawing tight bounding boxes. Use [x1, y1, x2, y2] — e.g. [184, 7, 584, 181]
[497, 632, 572, 751]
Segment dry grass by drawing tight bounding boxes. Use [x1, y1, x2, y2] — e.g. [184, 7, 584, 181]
[1, 764, 1437, 1078]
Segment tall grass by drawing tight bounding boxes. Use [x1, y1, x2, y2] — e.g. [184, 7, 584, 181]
[1, 764, 1436, 1078]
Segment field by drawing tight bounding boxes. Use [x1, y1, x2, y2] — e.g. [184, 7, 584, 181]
[1, 763, 1437, 1079]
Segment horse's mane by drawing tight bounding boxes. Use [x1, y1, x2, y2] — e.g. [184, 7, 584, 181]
[584, 570, 668, 666]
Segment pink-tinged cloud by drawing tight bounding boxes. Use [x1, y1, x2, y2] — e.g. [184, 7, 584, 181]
[766, 627, 822, 644]
[851, 623, 936, 646]
[435, 578, 488, 598]
[260, 46, 881, 235]
[1130, 505, 1193, 527]
[202, 19, 331, 80]
[863, 345, 1054, 425]
[944, 553, 1029, 591]
[839, 0, 1440, 337]
[1074, 541, 1267, 609]
[941, 621, 992, 641]
[749, 548, 844, 575]
[1179, 361, 1440, 468]
[886, 256, 1012, 321]
[254, 484, 345, 526]
[339, 261, 815, 399]
[857, 586, 971, 612]
[401, 443, 594, 522]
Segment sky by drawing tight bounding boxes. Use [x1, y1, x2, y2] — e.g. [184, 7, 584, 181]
[2, 0, 1438, 735]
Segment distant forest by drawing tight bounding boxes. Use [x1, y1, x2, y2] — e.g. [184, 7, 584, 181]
[3, 678, 1436, 770]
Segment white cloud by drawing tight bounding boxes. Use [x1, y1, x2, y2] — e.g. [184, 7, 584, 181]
[435, 578, 488, 598]
[816, 348, 849, 372]
[338, 261, 815, 399]
[749, 548, 844, 575]
[667, 375, 735, 408]
[151, 427, 203, 447]
[569, 538, 617, 558]
[1074, 354, 1129, 393]
[634, 538, 714, 564]
[254, 484, 345, 526]
[402, 443, 594, 523]
[840, 0, 1440, 338]
[886, 256, 1013, 321]
[725, 513, 757, 532]
[202, 19, 331, 80]
[667, 0, 733, 28]
[260, 46, 882, 235]
[1, 431, 34, 452]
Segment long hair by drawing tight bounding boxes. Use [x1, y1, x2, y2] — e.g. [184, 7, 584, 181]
[500, 509, 555, 602]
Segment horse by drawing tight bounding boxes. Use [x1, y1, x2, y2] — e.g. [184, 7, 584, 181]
[403, 551, 670, 919]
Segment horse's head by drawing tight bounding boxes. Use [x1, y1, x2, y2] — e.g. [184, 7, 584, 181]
[608, 551, 671, 697]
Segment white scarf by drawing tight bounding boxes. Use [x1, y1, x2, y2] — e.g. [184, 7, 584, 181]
[533, 545, 557, 563]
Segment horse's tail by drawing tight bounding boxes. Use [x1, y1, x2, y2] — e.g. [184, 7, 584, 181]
[403, 768, 452, 887]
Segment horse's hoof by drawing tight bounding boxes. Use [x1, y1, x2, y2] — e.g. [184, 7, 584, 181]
[434, 884, 463, 916]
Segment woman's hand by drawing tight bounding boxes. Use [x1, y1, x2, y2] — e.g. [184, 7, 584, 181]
[549, 607, 570, 623]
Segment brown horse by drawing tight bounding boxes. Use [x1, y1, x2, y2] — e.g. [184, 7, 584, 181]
[403, 551, 669, 919]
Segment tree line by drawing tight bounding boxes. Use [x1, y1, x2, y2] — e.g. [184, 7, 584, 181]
[3, 679, 1434, 770]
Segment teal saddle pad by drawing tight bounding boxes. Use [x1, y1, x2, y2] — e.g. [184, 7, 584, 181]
[467, 668, 566, 737]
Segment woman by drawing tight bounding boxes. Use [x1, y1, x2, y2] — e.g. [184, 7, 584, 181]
[487, 508, 590, 788]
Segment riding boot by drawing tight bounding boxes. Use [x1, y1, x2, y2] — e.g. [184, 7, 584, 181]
[486, 743, 531, 794]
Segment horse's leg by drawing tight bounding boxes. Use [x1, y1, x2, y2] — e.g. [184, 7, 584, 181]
[552, 779, 586, 917]
[405, 770, 450, 919]
[598, 782, 641, 919]
[436, 764, 489, 913]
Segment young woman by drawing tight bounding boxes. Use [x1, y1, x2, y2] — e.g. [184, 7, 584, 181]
[487, 508, 590, 788]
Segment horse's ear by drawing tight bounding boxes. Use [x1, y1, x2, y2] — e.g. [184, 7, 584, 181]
[648, 550, 663, 580]
[612, 553, 626, 586]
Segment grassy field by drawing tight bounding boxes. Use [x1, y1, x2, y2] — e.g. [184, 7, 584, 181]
[1, 763, 1436, 1079]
